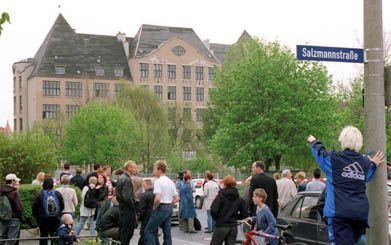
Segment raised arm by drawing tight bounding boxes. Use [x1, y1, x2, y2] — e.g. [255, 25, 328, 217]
[307, 135, 332, 175]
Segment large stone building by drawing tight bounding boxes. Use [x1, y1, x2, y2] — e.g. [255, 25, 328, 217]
[13, 14, 247, 131]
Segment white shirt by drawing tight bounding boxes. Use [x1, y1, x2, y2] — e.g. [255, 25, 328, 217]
[203, 180, 220, 210]
[277, 177, 297, 208]
[153, 175, 178, 204]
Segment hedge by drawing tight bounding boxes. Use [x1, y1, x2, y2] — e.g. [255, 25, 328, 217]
[19, 184, 82, 229]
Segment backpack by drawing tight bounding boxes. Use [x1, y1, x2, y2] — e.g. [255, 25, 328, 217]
[43, 190, 60, 218]
[194, 217, 202, 231]
[0, 194, 12, 221]
[84, 186, 98, 208]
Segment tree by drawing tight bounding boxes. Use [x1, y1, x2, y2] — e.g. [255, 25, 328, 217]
[0, 129, 57, 183]
[0, 12, 10, 36]
[116, 86, 169, 172]
[205, 38, 336, 171]
[61, 102, 139, 168]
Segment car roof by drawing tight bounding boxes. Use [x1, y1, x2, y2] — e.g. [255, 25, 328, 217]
[297, 190, 322, 196]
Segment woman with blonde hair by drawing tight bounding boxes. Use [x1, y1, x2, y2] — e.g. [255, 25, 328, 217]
[32, 172, 45, 185]
[294, 171, 307, 192]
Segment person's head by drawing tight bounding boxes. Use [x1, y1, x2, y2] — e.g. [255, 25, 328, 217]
[338, 126, 363, 152]
[89, 176, 97, 187]
[103, 165, 111, 177]
[61, 213, 73, 225]
[251, 161, 265, 175]
[113, 168, 123, 178]
[93, 164, 103, 172]
[252, 188, 267, 206]
[5, 174, 20, 188]
[177, 171, 184, 180]
[36, 172, 45, 182]
[63, 163, 70, 171]
[281, 169, 292, 179]
[75, 168, 82, 175]
[124, 160, 137, 175]
[273, 172, 281, 181]
[97, 173, 106, 185]
[61, 175, 70, 185]
[184, 172, 192, 182]
[223, 175, 237, 188]
[153, 161, 167, 177]
[204, 170, 211, 179]
[42, 177, 54, 190]
[313, 168, 321, 179]
[295, 171, 306, 184]
[206, 172, 214, 181]
[143, 179, 153, 191]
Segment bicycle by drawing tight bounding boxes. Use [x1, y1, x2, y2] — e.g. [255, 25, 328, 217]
[239, 220, 308, 245]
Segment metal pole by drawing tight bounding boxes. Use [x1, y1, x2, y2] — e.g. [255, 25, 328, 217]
[363, 0, 388, 244]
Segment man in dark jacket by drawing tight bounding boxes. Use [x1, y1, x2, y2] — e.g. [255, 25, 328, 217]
[69, 168, 85, 190]
[137, 179, 154, 245]
[0, 174, 23, 245]
[32, 177, 64, 245]
[248, 161, 279, 217]
[97, 198, 120, 243]
[115, 161, 136, 245]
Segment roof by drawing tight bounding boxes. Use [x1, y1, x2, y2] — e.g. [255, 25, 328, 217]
[30, 14, 132, 80]
[209, 43, 231, 63]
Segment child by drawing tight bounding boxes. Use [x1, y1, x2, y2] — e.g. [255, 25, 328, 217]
[58, 213, 79, 245]
[137, 179, 154, 245]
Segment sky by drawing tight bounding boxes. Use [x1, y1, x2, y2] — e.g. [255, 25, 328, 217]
[0, 0, 390, 128]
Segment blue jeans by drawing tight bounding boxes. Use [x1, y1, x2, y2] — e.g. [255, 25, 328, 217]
[207, 210, 215, 232]
[0, 218, 20, 245]
[75, 216, 96, 236]
[145, 204, 173, 245]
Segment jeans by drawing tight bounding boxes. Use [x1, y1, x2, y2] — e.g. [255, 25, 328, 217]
[206, 210, 215, 232]
[38, 218, 60, 245]
[75, 216, 95, 236]
[0, 218, 20, 245]
[145, 204, 173, 245]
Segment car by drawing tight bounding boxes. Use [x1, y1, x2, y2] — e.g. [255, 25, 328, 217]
[191, 179, 204, 209]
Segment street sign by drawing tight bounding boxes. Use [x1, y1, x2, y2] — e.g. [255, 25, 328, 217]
[296, 45, 364, 63]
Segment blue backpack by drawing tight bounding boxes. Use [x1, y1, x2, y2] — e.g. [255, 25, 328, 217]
[43, 190, 60, 218]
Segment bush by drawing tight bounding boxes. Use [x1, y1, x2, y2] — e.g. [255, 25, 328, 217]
[19, 184, 82, 229]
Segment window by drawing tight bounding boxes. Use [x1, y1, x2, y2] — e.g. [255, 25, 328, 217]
[183, 65, 191, 79]
[94, 83, 109, 97]
[65, 82, 82, 97]
[196, 87, 204, 101]
[66, 105, 80, 119]
[301, 196, 319, 220]
[168, 107, 176, 122]
[19, 118, 22, 131]
[43, 81, 60, 96]
[183, 129, 192, 142]
[13, 77, 16, 91]
[171, 46, 186, 56]
[195, 66, 204, 80]
[183, 87, 191, 101]
[183, 108, 192, 120]
[19, 76, 22, 89]
[42, 104, 60, 119]
[195, 108, 204, 122]
[95, 68, 105, 76]
[114, 84, 122, 96]
[291, 197, 303, 219]
[168, 65, 176, 79]
[140, 63, 149, 78]
[208, 67, 214, 81]
[154, 64, 163, 78]
[168, 86, 176, 100]
[19, 96, 22, 111]
[154, 85, 163, 100]
[114, 68, 124, 77]
[55, 65, 66, 74]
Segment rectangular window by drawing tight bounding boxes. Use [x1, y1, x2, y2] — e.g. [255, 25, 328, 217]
[168, 86, 176, 100]
[114, 84, 122, 96]
[42, 104, 60, 119]
[196, 87, 204, 101]
[19, 95, 22, 111]
[114, 68, 124, 77]
[55, 65, 66, 75]
[195, 66, 204, 80]
[43, 81, 60, 96]
[183, 86, 191, 101]
[19, 118, 22, 131]
[95, 68, 105, 76]
[140, 63, 149, 78]
[208, 67, 214, 81]
[183, 65, 191, 79]
[13, 77, 16, 91]
[154, 64, 163, 79]
[65, 82, 82, 97]
[168, 65, 176, 79]
[94, 83, 109, 97]
[196, 108, 204, 122]
[66, 105, 80, 119]
[19, 76, 22, 89]
[183, 108, 192, 120]
[154, 85, 163, 100]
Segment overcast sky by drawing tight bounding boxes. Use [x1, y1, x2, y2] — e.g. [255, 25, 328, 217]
[0, 0, 390, 128]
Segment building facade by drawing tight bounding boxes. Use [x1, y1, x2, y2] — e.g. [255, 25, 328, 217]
[13, 14, 246, 131]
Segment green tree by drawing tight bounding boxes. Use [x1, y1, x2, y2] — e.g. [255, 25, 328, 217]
[206, 38, 336, 171]
[0, 12, 10, 36]
[61, 102, 139, 168]
[0, 130, 57, 184]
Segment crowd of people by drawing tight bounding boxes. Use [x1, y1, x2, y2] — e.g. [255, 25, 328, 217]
[0, 126, 387, 245]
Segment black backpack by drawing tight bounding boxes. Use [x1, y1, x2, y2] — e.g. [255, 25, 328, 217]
[0, 194, 12, 221]
[84, 186, 98, 208]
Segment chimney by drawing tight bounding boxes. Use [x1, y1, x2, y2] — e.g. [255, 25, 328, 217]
[116, 32, 127, 43]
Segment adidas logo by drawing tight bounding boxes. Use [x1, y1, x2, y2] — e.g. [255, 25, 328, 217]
[341, 162, 365, 180]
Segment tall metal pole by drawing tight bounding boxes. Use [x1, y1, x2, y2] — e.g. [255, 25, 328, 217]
[363, 0, 388, 244]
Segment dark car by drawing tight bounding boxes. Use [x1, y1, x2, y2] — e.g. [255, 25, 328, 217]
[277, 191, 330, 245]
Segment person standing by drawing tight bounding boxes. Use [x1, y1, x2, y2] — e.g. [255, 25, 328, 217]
[307, 126, 384, 245]
[203, 172, 220, 233]
[59, 163, 73, 184]
[70, 168, 85, 191]
[306, 168, 326, 191]
[137, 179, 155, 245]
[75, 176, 98, 236]
[127, 161, 143, 210]
[294, 171, 307, 192]
[248, 161, 278, 217]
[180, 172, 197, 233]
[116, 161, 137, 245]
[32, 172, 45, 186]
[145, 161, 179, 245]
[56, 175, 78, 217]
[276, 169, 297, 208]
[0, 174, 23, 245]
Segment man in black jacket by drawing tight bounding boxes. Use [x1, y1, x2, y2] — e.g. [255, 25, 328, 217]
[69, 168, 85, 190]
[97, 197, 120, 242]
[115, 161, 136, 245]
[248, 161, 278, 217]
[137, 179, 154, 245]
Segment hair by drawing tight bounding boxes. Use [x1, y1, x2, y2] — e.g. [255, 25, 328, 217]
[154, 161, 167, 173]
[97, 173, 107, 184]
[143, 179, 153, 187]
[206, 172, 214, 180]
[177, 171, 184, 180]
[223, 175, 237, 188]
[273, 172, 281, 180]
[63, 163, 70, 170]
[61, 213, 73, 224]
[93, 164, 102, 171]
[184, 172, 192, 181]
[36, 172, 45, 182]
[124, 160, 136, 170]
[313, 168, 321, 179]
[103, 165, 111, 171]
[76, 168, 82, 175]
[295, 171, 306, 181]
[61, 175, 70, 185]
[43, 178, 54, 190]
[253, 188, 267, 202]
[254, 161, 265, 171]
[281, 169, 290, 177]
[113, 168, 124, 176]
[89, 176, 98, 185]
[338, 126, 363, 152]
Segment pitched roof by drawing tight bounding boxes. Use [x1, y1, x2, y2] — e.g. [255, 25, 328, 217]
[209, 43, 231, 63]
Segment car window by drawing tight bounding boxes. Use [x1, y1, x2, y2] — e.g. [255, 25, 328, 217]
[300, 196, 319, 220]
[280, 195, 300, 217]
[291, 196, 304, 219]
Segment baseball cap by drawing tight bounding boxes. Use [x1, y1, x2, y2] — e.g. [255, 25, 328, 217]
[5, 174, 21, 182]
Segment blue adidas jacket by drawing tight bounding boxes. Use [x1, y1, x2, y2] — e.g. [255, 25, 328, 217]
[310, 140, 377, 224]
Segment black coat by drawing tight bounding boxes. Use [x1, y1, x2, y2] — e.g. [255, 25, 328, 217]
[138, 188, 154, 224]
[32, 189, 64, 223]
[58, 224, 77, 245]
[210, 187, 247, 227]
[98, 206, 120, 232]
[70, 175, 85, 190]
[249, 173, 278, 217]
[116, 172, 135, 209]
[0, 185, 23, 220]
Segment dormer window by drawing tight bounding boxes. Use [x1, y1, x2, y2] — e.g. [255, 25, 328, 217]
[95, 68, 105, 76]
[114, 68, 124, 77]
[55, 65, 66, 75]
